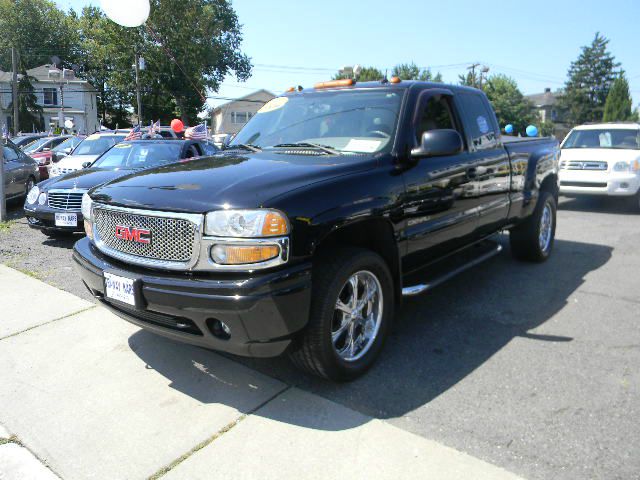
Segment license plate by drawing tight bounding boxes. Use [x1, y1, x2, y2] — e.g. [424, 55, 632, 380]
[104, 272, 136, 306]
[55, 212, 77, 227]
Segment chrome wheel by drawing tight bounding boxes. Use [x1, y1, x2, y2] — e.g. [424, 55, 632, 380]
[332, 270, 383, 362]
[539, 202, 553, 252]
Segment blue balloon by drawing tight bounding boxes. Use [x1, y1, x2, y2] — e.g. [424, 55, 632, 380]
[526, 125, 539, 137]
[504, 124, 514, 134]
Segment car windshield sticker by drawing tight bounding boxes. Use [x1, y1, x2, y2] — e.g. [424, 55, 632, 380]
[257, 97, 288, 114]
[477, 116, 489, 134]
[344, 139, 381, 153]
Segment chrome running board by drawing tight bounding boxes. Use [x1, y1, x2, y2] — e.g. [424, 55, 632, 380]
[402, 243, 503, 297]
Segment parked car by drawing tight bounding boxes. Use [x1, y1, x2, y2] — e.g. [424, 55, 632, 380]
[23, 135, 72, 180]
[10, 134, 47, 149]
[2, 139, 39, 201]
[24, 138, 215, 237]
[49, 132, 128, 178]
[74, 80, 559, 381]
[559, 123, 640, 208]
[49, 135, 85, 162]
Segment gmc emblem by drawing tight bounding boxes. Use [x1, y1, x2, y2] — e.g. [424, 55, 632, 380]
[115, 225, 151, 244]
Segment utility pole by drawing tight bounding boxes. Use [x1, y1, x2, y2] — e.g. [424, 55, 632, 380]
[11, 48, 19, 135]
[134, 52, 142, 125]
[479, 65, 490, 89]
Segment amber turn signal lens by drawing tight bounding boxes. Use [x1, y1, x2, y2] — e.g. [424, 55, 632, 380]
[314, 78, 354, 89]
[211, 244, 280, 265]
[261, 212, 288, 236]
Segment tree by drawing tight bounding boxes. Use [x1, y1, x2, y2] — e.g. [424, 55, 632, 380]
[559, 32, 620, 125]
[483, 74, 537, 135]
[603, 74, 637, 122]
[333, 66, 384, 82]
[8, 74, 43, 132]
[392, 62, 442, 82]
[0, 0, 78, 71]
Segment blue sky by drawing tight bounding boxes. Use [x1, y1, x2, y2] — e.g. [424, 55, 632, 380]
[56, 0, 640, 109]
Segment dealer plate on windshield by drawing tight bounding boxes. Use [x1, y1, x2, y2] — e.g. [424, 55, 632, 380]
[104, 272, 136, 306]
[55, 212, 77, 227]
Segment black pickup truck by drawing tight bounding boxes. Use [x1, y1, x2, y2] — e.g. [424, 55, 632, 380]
[73, 79, 559, 381]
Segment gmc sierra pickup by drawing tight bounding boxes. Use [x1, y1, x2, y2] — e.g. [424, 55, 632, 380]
[73, 79, 559, 381]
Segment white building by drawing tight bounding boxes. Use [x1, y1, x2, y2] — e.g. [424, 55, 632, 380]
[0, 64, 99, 134]
[211, 89, 275, 135]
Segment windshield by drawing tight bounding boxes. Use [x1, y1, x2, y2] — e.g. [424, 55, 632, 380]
[73, 135, 127, 156]
[53, 136, 83, 153]
[91, 142, 184, 169]
[24, 137, 54, 153]
[12, 136, 40, 147]
[563, 129, 640, 150]
[230, 89, 404, 154]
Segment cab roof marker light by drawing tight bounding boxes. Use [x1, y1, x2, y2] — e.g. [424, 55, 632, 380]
[389, 76, 402, 84]
[314, 79, 354, 89]
[286, 85, 304, 93]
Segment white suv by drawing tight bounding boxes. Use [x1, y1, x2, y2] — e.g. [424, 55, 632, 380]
[49, 131, 129, 177]
[559, 123, 640, 206]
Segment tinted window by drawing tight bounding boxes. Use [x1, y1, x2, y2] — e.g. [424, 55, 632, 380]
[3, 145, 19, 161]
[416, 95, 457, 143]
[458, 93, 498, 150]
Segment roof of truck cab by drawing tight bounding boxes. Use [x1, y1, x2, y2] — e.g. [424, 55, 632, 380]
[574, 123, 640, 130]
[283, 80, 482, 95]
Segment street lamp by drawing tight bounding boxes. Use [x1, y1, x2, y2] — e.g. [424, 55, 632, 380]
[48, 66, 75, 132]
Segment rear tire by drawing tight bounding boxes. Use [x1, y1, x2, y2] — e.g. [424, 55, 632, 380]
[509, 190, 556, 262]
[289, 248, 394, 381]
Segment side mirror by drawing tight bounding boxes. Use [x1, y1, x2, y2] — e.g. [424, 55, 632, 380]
[63, 147, 72, 154]
[82, 161, 92, 168]
[411, 129, 463, 158]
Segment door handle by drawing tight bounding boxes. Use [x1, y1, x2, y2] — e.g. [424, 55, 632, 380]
[466, 166, 487, 178]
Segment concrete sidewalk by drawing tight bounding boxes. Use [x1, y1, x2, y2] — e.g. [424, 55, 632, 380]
[0, 264, 524, 480]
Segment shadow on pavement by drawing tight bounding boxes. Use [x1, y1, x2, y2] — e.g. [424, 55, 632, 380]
[128, 237, 612, 427]
[559, 195, 637, 215]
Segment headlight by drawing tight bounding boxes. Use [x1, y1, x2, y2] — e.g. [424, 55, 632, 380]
[613, 161, 630, 172]
[38, 192, 47, 205]
[81, 193, 93, 220]
[204, 209, 289, 237]
[26, 185, 39, 204]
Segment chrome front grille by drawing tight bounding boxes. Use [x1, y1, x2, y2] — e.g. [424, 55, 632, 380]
[560, 161, 608, 170]
[93, 207, 198, 263]
[48, 190, 85, 210]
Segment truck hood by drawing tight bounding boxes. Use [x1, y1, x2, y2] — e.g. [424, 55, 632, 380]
[90, 152, 377, 212]
[560, 148, 640, 164]
[41, 167, 133, 191]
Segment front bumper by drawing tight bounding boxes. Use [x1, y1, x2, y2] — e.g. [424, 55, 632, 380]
[559, 170, 640, 196]
[72, 237, 312, 358]
[24, 205, 85, 233]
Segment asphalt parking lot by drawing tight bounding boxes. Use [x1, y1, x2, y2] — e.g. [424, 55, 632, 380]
[1, 195, 639, 480]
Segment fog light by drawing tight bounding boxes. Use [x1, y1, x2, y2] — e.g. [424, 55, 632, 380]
[209, 319, 231, 340]
[620, 182, 629, 189]
[211, 244, 279, 265]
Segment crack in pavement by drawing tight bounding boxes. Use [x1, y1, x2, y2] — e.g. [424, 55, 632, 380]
[146, 385, 292, 480]
[0, 305, 97, 341]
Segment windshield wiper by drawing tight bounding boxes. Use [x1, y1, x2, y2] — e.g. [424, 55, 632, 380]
[226, 143, 262, 153]
[272, 142, 341, 155]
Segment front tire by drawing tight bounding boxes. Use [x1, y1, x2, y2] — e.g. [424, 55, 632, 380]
[289, 248, 394, 381]
[509, 190, 557, 262]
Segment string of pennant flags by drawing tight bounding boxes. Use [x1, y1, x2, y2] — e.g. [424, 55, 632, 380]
[125, 120, 210, 141]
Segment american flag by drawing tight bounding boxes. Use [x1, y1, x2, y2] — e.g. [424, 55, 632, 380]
[125, 124, 142, 141]
[184, 123, 207, 140]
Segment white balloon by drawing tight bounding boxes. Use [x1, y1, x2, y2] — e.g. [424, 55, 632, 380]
[100, 0, 150, 28]
[64, 119, 74, 129]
